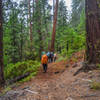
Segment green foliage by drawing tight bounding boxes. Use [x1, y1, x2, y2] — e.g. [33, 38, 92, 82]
[56, 27, 86, 57]
[56, 8, 86, 58]
[4, 60, 40, 81]
[3, 0, 53, 65]
[56, 56, 66, 62]
[0, 86, 11, 96]
[20, 72, 37, 82]
[91, 81, 100, 90]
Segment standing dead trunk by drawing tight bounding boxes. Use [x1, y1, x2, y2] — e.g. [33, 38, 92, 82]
[50, 0, 59, 52]
[0, 0, 5, 87]
[28, 0, 33, 48]
[86, 0, 100, 64]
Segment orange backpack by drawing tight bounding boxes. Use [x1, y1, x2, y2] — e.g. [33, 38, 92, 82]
[41, 54, 48, 64]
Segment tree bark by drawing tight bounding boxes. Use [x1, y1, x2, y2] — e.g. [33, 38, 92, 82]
[85, 0, 100, 64]
[50, 0, 59, 52]
[20, 20, 23, 61]
[0, 0, 5, 87]
[12, 9, 17, 63]
[32, 0, 34, 32]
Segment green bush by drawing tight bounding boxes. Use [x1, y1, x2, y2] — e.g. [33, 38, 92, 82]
[4, 60, 40, 81]
[91, 82, 100, 90]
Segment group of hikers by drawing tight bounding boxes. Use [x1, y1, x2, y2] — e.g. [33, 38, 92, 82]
[41, 51, 57, 73]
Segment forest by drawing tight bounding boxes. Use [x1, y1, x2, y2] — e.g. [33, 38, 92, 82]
[0, 0, 100, 99]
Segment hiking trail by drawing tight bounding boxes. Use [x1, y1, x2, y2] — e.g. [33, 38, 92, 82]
[1, 51, 100, 100]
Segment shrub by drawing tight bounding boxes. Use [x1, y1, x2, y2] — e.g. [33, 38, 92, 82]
[91, 82, 100, 90]
[4, 60, 40, 81]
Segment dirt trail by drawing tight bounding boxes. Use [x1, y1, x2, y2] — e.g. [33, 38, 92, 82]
[1, 51, 100, 100]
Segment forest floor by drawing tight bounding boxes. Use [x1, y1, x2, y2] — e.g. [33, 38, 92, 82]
[1, 50, 100, 100]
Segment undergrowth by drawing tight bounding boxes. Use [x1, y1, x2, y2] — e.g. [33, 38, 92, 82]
[4, 60, 40, 82]
[91, 81, 100, 90]
[56, 56, 67, 62]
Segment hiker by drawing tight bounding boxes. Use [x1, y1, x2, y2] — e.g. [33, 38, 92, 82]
[41, 54, 48, 73]
[50, 52, 54, 63]
[54, 53, 57, 62]
[41, 51, 46, 59]
[47, 51, 51, 63]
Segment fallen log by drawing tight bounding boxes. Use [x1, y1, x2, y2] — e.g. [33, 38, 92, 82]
[7, 72, 30, 85]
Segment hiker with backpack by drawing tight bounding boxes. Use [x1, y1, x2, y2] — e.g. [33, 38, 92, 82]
[47, 51, 51, 63]
[41, 53, 48, 73]
[54, 53, 57, 62]
[50, 52, 54, 63]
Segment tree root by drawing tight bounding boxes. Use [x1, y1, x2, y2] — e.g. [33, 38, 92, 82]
[73, 62, 97, 76]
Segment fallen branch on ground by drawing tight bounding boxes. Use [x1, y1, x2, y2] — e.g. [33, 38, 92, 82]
[25, 89, 38, 94]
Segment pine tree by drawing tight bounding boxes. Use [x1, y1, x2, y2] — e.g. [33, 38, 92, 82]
[35, 0, 43, 57]
[28, 0, 33, 48]
[71, 0, 85, 27]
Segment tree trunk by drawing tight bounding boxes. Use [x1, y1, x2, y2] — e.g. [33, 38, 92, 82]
[32, 0, 34, 32]
[0, 0, 5, 87]
[50, 0, 59, 52]
[12, 9, 17, 63]
[66, 41, 69, 52]
[85, 0, 100, 64]
[36, 0, 43, 58]
[20, 20, 23, 61]
[28, 0, 33, 48]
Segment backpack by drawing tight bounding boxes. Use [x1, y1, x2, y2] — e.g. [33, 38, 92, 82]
[51, 52, 54, 57]
[41, 54, 48, 64]
[47, 52, 50, 57]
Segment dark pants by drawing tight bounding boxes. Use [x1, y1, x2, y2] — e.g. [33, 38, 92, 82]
[48, 56, 52, 63]
[48, 57, 51, 63]
[54, 57, 56, 62]
[51, 57, 53, 62]
[42, 64, 47, 72]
